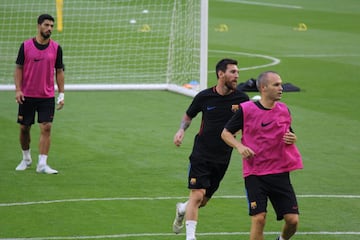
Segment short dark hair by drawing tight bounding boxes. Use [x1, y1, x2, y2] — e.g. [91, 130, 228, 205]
[256, 70, 279, 89]
[215, 58, 238, 78]
[37, 14, 55, 25]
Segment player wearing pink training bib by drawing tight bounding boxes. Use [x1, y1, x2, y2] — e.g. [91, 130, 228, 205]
[240, 100, 302, 177]
[14, 14, 65, 174]
[222, 71, 303, 240]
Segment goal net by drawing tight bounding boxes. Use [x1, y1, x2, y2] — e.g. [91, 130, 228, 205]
[0, 0, 208, 97]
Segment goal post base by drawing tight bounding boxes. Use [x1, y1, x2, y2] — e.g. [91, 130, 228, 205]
[0, 84, 198, 97]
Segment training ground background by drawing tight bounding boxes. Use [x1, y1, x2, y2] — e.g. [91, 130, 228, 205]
[0, 0, 359, 239]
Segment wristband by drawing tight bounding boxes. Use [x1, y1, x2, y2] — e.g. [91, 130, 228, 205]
[57, 92, 65, 104]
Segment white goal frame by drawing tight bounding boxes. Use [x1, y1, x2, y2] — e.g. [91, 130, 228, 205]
[0, 0, 208, 97]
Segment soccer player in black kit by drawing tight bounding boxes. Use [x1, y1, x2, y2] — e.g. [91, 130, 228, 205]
[172, 58, 249, 240]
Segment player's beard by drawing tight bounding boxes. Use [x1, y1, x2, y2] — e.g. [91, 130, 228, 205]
[41, 31, 51, 39]
[225, 79, 237, 91]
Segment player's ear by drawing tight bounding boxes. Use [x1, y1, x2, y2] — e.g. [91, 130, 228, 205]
[218, 70, 225, 79]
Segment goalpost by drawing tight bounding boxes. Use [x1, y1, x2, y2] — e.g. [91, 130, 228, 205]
[0, 0, 208, 97]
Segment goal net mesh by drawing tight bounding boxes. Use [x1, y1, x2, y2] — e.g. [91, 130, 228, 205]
[0, 0, 206, 95]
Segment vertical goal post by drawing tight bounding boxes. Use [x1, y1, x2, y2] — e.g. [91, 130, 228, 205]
[0, 0, 208, 97]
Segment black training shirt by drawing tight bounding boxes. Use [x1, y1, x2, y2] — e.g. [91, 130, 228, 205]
[186, 86, 249, 164]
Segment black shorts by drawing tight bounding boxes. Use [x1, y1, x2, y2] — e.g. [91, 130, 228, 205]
[17, 97, 55, 126]
[244, 172, 299, 220]
[187, 160, 229, 199]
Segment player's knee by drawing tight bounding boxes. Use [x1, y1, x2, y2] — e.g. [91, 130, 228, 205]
[190, 189, 206, 207]
[284, 214, 299, 228]
[40, 122, 52, 133]
[252, 213, 267, 227]
[20, 125, 31, 133]
[199, 197, 209, 208]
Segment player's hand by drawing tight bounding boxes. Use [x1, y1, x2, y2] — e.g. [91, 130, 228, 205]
[15, 90, 25, 104]
[56, 92, 65, 110]
[174, 129, 185, 147]
[283, 131, 297, 145]
[237, 145, 255, 159]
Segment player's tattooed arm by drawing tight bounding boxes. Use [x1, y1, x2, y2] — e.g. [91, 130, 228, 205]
[174, 114, 192, 147]
[180, 114, 192, 131]
[180, 120, 190, 131]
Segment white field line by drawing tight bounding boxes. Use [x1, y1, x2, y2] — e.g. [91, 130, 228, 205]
[209, 50, 281, 71]
[279, 53, 360, 58]
[0, 194, 359, 207]
[221, 0, 303, 9]
[207, 51, 360, 75]
[0, 231, 359, 240]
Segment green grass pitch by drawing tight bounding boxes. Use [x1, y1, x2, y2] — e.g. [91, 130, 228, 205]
[0, 0, 360, 239]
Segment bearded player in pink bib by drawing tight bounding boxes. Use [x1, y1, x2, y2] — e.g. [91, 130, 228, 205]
[222, 71, 303, 240]
[14, 14, 65, 174]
